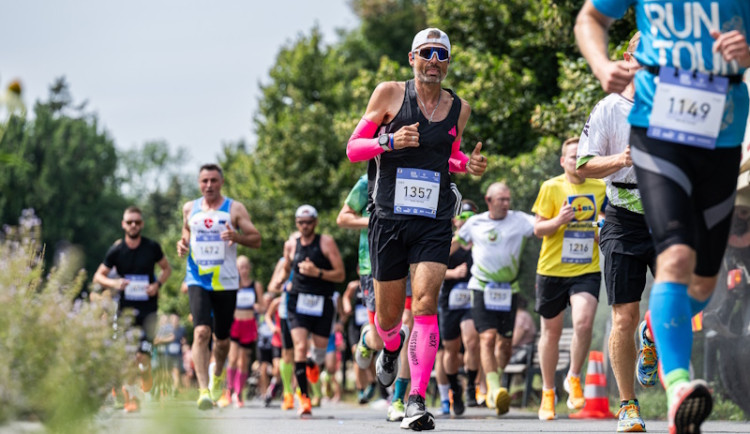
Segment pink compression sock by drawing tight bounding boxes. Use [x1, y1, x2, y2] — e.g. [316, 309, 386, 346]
[235, 371, 248, 397]
[374, 315, 403, 353]
[226, 367, 237, 393]
[409, 315, 439, 398]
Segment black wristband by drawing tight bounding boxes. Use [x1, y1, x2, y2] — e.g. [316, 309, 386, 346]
[156, 281, 162, 288]
[318, 270, 323, 279]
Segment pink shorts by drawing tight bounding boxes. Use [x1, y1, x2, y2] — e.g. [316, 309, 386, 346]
[230, 318, 258, 348]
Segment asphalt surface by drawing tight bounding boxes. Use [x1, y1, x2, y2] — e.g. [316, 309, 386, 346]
[96, 397, 750, 434]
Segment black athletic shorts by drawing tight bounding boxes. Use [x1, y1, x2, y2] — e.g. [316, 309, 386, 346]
[347, 318, 362, 349]
[360, 274, 376, 312]
[188, 286, 237, 340]
[631, 126, 740, 276]
[259, 347, 274, 364]
[471, 290, 517, 337]
[535, 273, 600, 319]
[599, 205, 656, 305]
[438, 284, 473, 341]
[286, 292, 336, 338]
[369, 214, 452, 281]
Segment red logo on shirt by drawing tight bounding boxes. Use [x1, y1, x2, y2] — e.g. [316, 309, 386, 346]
[448, 126, 457, 137]
[204, 218, 214, 229]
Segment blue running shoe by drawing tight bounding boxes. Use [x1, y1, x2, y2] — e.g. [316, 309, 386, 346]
[616, 400, 645, 432]
[440, 399, 450, 415]
[636, 316, 658, 387]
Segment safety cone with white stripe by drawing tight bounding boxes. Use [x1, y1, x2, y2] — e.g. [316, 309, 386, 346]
[569, 351, 615, 419]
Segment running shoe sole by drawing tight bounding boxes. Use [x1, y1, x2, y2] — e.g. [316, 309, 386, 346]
[400, 411, 435, 431]
[670, 381, 713, 434]
[387, 405, 405, 422]
[197, 396, 213, 411]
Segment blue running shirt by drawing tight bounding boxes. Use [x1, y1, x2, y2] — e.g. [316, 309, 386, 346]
[185, 197, 238, 290]
[591, 0, 750, 147]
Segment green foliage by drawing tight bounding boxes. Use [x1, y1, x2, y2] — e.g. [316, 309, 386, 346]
[349, 0, 427, 61]
[0, 78, 127, 276]
[0, 220, 132, 432]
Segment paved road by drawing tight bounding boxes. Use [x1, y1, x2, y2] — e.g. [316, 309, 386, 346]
[98, 398, 750, 434]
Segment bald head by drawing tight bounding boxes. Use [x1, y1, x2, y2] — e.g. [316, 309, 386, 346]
[485, 182, 511, 220]
[486, 182, 510, 197]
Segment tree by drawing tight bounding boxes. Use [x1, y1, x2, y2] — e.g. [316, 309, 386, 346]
[0, 77, 127, 275]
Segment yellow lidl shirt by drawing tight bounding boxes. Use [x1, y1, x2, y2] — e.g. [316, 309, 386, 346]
[532, 174, 606, 277]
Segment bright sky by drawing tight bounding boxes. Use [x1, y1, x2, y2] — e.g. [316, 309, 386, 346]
[2, 0, 358, 172]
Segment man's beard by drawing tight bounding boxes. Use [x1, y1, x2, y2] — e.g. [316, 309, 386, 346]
[415, 67, 445, 84]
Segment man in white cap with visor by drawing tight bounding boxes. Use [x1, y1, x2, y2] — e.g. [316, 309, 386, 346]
[346, 27, 487, 430]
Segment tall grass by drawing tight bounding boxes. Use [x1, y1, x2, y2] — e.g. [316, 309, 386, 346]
[0, 213, 133, 432]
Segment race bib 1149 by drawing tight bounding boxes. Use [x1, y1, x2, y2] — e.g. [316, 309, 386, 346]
[648, 67, 728, 149]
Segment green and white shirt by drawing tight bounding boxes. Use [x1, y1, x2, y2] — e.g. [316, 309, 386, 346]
[577, 93, 643, 214]
[456, 210, 534, 293]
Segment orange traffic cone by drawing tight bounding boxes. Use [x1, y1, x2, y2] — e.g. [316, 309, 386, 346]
[569, 351, 615, 419]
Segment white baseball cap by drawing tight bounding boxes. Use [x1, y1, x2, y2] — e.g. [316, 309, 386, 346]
[295, 204, 318, 219]
[411, 28, 451, 55]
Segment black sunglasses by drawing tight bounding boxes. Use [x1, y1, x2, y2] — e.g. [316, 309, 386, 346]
[414, 46, 449, 62]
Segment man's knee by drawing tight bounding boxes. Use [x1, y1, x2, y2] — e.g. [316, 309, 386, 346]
[194, 326, 211, 343]
[611, 303, 639, 333]
[657, 245, 695, 279]
[479, 331, 496, 348]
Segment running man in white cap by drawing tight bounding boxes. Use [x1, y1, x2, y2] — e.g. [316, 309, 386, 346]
[274, 204, 345, 416]
[346, 27, 487, 430]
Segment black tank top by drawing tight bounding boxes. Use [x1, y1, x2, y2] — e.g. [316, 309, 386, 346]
[368, 79, 461, 220]
[291, 234, 334, 297]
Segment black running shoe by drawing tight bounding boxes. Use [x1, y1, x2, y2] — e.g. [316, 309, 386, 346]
[452, 384, 465, 416]
[400, 394, 435, 431]
[465, 386, 478, 407]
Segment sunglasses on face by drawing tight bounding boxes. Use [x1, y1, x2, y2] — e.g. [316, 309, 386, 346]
[414, 46, 450, 62]
[125, 220, 142, 226]
[296, 219, 315, 226]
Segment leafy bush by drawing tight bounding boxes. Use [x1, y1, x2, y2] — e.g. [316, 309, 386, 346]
[0, 212, 133, 432]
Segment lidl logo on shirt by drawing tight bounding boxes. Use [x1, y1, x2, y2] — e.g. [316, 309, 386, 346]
[204, 218, 214, 229]
[569, 194, 597, 222]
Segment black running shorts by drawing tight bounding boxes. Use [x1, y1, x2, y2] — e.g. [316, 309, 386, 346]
[286, 292, 336, 338]
[369, 214, 452, 281]
[471, 290, 517, 337]
[599, 206, 656, 305]
[630, 126, 740, 276]
[188, 286, 237, 340]
[535, 273, 600, 319]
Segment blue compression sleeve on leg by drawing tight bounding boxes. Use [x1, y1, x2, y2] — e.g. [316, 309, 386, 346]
[649, 282, 692, 375]
[394, 377, 409, 402]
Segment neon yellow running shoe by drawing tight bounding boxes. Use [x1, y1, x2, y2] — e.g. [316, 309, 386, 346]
[197, 389, 213, 410]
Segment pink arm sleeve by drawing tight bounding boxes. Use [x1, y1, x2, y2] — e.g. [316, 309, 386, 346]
[347, 118, 383, 162]
[449, 137, 469, 173]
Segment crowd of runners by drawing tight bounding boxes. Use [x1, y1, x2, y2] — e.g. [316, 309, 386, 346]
[91, 1, 750, 433]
